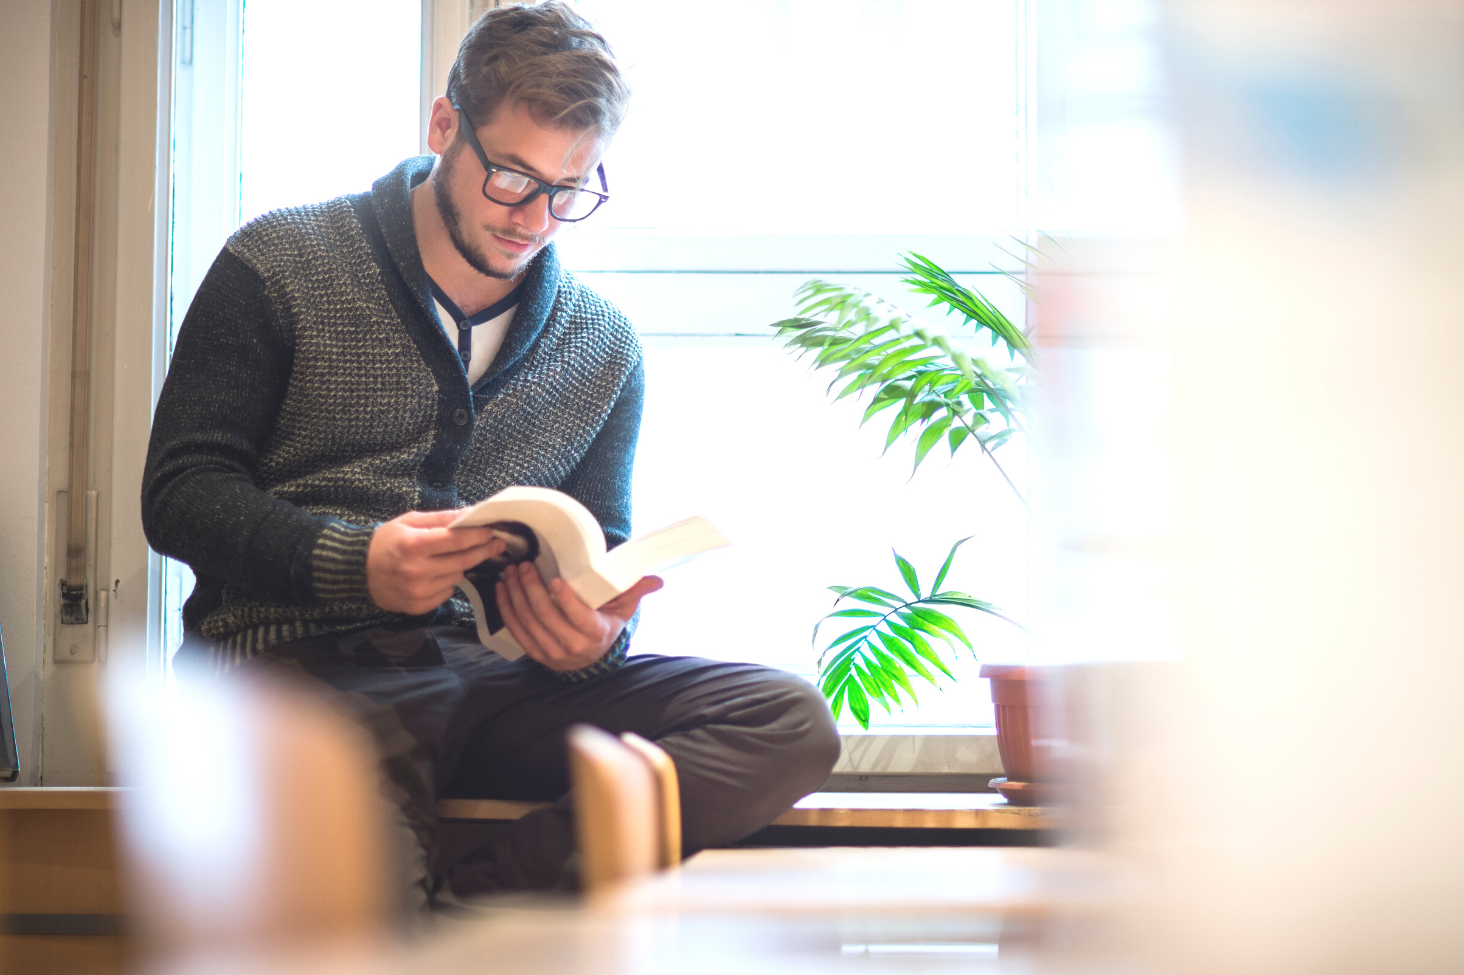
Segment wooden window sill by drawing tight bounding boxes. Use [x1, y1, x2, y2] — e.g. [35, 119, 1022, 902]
[437, 792, 1055, 831]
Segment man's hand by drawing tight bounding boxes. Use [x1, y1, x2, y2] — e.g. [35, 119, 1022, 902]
[367, 510, 505, 615]
[497, 561, 664, 672]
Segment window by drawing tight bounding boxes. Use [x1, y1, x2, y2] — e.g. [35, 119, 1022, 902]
[162, 0, 1037, 732]
[560, 0, 1036, 730]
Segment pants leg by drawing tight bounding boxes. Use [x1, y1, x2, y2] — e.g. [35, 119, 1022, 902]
[217, 625, 841, 906]
[227, 627, 472, 915]
[436, 631, 841, 898]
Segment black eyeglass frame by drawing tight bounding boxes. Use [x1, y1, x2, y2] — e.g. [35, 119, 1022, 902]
[450, 102, 609, 223]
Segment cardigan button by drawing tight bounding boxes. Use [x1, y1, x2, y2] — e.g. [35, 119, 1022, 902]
[431, 481, 444, 491]
[452, 408, 469, 426]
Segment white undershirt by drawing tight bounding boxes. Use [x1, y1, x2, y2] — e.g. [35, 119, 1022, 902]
[434, 298, 516, 385]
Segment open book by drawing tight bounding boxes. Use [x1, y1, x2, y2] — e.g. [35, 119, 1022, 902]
[449, 486, 730, 660]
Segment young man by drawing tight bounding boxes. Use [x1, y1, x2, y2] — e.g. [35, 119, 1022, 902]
[142, 2, 838, 908]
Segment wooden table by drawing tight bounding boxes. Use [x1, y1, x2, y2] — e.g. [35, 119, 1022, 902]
[613, 845, 1063, 915]
[410, 846, 1074, 975]
[146, 846, 1120, 975]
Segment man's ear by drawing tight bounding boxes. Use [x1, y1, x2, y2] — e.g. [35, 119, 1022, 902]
[425, 96, 459, 156]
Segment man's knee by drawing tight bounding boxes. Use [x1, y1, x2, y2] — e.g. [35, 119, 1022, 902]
[762, 670, 842, 792]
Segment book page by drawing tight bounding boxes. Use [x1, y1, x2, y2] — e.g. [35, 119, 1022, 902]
[597, 516, 731, 592]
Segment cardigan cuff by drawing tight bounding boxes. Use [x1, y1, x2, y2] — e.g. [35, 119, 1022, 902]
[310, 520, 376, 602]
[551, 628, 630, 684]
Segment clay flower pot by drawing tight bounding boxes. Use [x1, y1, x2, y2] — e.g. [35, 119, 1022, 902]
[980, 664, 1057, 805]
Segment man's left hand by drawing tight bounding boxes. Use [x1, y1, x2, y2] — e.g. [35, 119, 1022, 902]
[496, 561, 664, 672]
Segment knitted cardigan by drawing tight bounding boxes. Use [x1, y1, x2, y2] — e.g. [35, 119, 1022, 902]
[142, 156, 645, 677]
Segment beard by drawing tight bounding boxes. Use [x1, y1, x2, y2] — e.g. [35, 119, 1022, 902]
[432, 143, 545, 281]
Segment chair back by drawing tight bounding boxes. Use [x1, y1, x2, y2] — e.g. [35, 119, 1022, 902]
[567, 724, 662, 892]
[618, 732, 682, 869]
[108, 675, 390, 960]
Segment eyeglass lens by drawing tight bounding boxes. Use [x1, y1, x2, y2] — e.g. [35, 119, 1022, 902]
[484, 169, 601, 220]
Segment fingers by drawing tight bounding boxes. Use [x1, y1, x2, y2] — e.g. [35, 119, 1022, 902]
[499, 564, 575, 650]
[389, 510, 498, 556]
[496, 573, 551, 659]
[497, 563, 618, 671]
[545, 574, 596, 629]
[418, 525, 497, 556]
[366, 511, 506, 615]
[428, 537, 506, 573]
[598, 575, 664, 621]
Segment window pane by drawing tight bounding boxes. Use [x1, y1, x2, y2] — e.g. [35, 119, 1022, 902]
[239, 0, 421, 223]
[564, 2, 1034, 728]
[573, 0, 1020, 237]
[624, 324, 1032, 729]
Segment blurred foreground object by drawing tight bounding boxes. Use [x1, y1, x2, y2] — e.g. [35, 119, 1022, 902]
[617, 732, 682, 870]
[107, 674, 392, 964]
[1038, 1, 1464, 972]
[1157, 1, 1464, 969]
[567, 725, 681, 893]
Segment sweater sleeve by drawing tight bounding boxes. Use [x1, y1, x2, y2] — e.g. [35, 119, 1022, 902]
[545, 356, 645, 682]
[141, 248, 372, 605]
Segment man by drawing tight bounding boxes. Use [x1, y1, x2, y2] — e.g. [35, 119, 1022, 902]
[142, 1, 838, 909]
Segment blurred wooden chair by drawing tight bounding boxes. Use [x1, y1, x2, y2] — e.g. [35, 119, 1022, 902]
[566, 725, 682, 892]
[618, 732, 681, 870]
[107, 675, 391, 963]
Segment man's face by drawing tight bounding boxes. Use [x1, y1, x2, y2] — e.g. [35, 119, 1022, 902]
[432, 101, 604, 281]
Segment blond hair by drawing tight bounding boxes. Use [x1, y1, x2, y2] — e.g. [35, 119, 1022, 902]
[446, 1, 629, 137]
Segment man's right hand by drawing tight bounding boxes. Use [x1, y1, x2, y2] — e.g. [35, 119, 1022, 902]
[366, 510, 505, 615]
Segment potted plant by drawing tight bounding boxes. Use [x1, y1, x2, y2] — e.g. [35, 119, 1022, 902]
[771, 253, 1051, 801]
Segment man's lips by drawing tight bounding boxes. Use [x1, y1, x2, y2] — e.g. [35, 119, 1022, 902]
[492, 233, 537, 254]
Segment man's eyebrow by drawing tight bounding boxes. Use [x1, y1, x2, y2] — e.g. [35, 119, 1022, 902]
[495, 151, 586, 186]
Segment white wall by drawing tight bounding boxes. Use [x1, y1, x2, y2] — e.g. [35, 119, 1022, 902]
[0, 1, 57, 785]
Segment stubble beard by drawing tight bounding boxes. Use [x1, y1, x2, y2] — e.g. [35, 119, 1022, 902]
[433, 143, 545, 282]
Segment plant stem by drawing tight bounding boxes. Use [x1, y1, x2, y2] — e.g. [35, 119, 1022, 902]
[951, 408, 1035, 524]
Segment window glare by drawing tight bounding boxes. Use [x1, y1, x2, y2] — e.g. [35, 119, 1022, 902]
[239, 0, 420, 224]
[575, 0, 1020, 236]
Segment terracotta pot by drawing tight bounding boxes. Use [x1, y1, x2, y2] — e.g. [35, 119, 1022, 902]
[980, 664, 1055, 805]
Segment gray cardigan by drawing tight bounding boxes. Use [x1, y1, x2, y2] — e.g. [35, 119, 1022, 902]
[142, 156, 644, 674]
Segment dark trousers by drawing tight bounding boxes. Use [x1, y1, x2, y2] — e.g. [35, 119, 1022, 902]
[229, 625, 841, 907]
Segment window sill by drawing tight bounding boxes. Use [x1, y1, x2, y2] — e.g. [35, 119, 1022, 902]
[833, 731, 1002, 780]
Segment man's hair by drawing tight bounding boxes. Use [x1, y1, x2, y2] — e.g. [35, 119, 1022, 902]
[446, 1, 629, 138]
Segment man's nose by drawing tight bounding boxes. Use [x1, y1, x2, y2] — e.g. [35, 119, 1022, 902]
[512, 193, 554, 235]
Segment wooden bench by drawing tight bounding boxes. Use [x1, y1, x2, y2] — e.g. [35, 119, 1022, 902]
[439, 791, 1057, 838]
[0, 788, 132, 975]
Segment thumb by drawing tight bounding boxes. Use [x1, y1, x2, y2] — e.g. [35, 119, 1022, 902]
[629, 574, 665, 599]
[602, 575, 664, 620]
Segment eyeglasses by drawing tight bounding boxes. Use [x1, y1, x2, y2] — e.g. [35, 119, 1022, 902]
[451, 103, 609, 223]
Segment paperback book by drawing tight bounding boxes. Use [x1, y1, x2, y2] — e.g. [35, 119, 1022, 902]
[450, 486, 729, 660]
